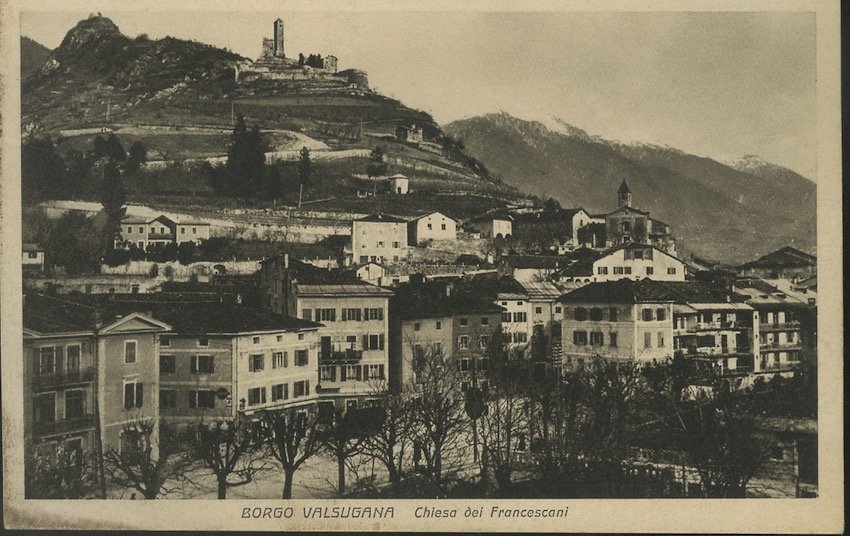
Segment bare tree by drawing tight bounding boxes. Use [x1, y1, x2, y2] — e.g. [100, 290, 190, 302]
[104, 419, 195, 499]
[319, 404, 382, 495]
[257, 407, 321, 499]
[25, 443, 100, 499]
[193, 416, 269, 499]
[408, 350, 469, 493]
[362, 381, 414, 495]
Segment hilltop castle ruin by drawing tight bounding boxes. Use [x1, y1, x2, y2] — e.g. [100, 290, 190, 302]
[235, 17, 360, 87]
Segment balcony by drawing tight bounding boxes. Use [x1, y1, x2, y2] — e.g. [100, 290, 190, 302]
[758, 360, 802, 373]
[319, 349, 363, 364]
[32, 414, 97, 437]
[32, 367, 95, 391]
[686, 322, 746, 332]
[759, 321, 801, 332]
[686, 346, 751, 359]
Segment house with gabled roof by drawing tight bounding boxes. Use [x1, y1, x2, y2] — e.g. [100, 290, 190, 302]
[738, 246, 816, 280]
[407, 211, 457, 245]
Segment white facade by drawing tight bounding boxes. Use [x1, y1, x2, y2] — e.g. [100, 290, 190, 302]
[351, 216, 408, 265]
[233, 329, 320, 415]
[495, 293, 532, 357]
[468, 217, 513, 239]
[390, 175, 409, 195]
[22, 245, 45, 272]
[593, 245, 685, 282]
[409, 212, 457, 245]
[116, 215, 210, 250]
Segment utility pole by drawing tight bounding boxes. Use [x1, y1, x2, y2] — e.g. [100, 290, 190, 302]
[231, 101, 235, 126]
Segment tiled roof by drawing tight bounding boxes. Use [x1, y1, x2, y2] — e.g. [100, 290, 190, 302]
[559, 279, 745, 304]
[24, 294, 98, 334]
[521, 281, 585, 300]
[392, 280, 505, 319]
[739, 246, 816, 269]
[296, 283, 394, 297]
[71, 296, 322, 334]
[504, 255, 568, 269]
[356, 214, 407, 223]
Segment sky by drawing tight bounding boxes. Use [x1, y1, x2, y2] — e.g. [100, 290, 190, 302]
[21, 9, 816, 179]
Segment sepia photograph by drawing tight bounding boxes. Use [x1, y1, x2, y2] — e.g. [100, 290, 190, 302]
[1, 0, 842, 532]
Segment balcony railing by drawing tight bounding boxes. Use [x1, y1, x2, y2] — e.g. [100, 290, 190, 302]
[32, 414, 97, 437]
[32, 367, 95, 391]
[686, 322, 746, 332]
[319, 349, 363, 363]
[759, 341, 802, 351]
[760, 321, 801, 332]
[758, 360, 802, 373]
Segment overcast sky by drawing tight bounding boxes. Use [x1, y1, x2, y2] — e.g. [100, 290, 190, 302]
[21, 10, 816, 179]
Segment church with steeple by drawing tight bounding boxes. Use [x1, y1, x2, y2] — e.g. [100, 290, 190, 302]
[580, 178, 676, 254]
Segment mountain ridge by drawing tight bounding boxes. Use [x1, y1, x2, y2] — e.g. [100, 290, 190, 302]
[444, 113, 815, 264]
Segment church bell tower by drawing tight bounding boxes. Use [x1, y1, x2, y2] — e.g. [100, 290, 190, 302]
[617, 178, 632, 208]
[273, 18, 285, 58]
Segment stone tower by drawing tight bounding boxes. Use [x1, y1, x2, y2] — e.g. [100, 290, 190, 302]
[617, 178, 632, 208]
[273, 18, 285, 58]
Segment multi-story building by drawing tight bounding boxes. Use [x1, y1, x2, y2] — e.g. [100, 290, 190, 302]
[407, 211, 457, 245]
[350, 214, 408, 265]
[115, 214, 210, 250]
[259, 255, 393, 409]
[511, 208, 593, 249]
[591, 243, 685, 282]
[389, 279, 504, 393]
[466, 213, 513, 239]
[521, 281, 584, 369]
[558, 280, 757, 379]
[23, 294, 171, 461]
[737, 246, 816, 281]
[733, 278, 810, 376]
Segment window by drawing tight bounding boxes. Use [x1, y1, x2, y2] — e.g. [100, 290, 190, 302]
[181, 228, 185, 234]
[272, 352, 286, 369]
[646, 266, 654, 276]
[363, 334, 385, 351]
[501, 312, 511, 323]
[248, 387, 266, 406]
[555, 306, 562, 314]
[644, 332, 652, 349]
[460, 317, 468, 326]
[589, 308, 603, 321]
[481, 317, 489, 326]
[293, 380, 310, 397]
[433, 341, 443, 355]
[124, 341, 137, 364]
[66, 345, 81, 373]
[427, 224, 432, 230]
[667, 267, 677, 275]
[192, 355, 214, 374]
[414, 322, 421, 331]
[298, 333, 305, 340]
[392, 241, 400, 248]
[159, 355, 176, 374]
[458, 335, 470, 349]
[127, 226, 132, 234]
[190, 390, 216, 409]
[441, 224, 446, 231]
[197, 337, 209, 347]
[160, 389, 176, 409]
[535, 307, 543, 314]
[574, 308, 587, 321]
[513, 332, 528, 343]
[342, 308, 362, 321]
[365, 308, 384, 321]
[436, 321, 442, 330]
[161, 336, 171, 347]
[609, 307, 619, 322]
[642, 309, 653, 321]
[124, 381, 143, 410]
[590, 332, 604, 346]
[38, 346, 56, 374]
[252, 336, 261, 345]
[34, 393, 55, 423]
[343, 364, 362, 381]
[249, 354, 264, 372]
[276, 335, 283, 342]
[65, 390, 85, 419]
[295, 350, 309, 366]
[192, 227, 197, 235]
[320, 365, 336, 382]
[377, 241, 384, 248]
[302, 309, 313, 321]
[479, 334, 490, 349]
[573, 331, 587, 346]
[138, 227, 144, 233]
[597, 266, 609, 275]
[512, 312, 527, 323]
[657, 332, 665, 347]
[614, 266, 623, 275]
[367, 364, 385, 380]
[272, 383, 288, 401]
[624, 266, 632, 274]
[609, 332, 618, 347]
